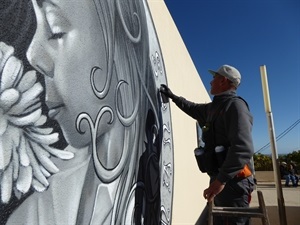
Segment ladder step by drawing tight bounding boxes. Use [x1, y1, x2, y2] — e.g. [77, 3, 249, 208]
[208, 190, 270, 225]
[213, 206, 261, 212]
[212, 209, 265, 218]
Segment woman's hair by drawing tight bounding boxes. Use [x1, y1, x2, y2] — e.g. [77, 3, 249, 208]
[0, 0, 36, 72]
[92, 0, 160, 223]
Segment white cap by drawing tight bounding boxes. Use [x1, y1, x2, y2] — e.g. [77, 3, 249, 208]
[208, 64, 241, 87]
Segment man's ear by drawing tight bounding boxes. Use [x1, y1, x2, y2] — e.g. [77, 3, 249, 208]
[221, 76, 234, 89]
[220, 76, 228, 85]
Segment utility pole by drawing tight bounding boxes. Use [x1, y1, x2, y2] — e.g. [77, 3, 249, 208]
[260, 65, 287, 225]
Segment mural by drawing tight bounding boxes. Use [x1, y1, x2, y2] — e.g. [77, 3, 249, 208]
[0, 0, 173, 224]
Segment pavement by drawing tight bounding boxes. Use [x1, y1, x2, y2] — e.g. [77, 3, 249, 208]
[250, 181, 300, 225]
[251, 181, 300, 207]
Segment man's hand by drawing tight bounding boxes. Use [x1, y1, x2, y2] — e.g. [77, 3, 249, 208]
[160, 84, 176, 100]
[203, 179, 225, 202]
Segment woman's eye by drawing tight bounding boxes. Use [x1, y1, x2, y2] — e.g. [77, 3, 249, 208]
[49, 32, 66, 40]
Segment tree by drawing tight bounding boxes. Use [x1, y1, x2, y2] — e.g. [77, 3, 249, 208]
[253, 153, 273, 171]
[253, 150, 300, 171]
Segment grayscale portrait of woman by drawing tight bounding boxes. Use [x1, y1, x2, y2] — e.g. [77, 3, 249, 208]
[0, 0, 174, 224]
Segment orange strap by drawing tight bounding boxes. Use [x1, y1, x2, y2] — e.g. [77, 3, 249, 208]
[236, 164, 252, 178]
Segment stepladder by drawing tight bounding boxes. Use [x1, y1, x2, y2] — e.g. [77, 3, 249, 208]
[208, 190, 270, 225]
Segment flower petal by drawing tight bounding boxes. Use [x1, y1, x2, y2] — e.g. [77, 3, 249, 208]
[43, 145, 74, 160]
[0, 110, 8, 136]
[16, 70, 37, 93]
[27, 131, 59, 145]
[9, 108, 42, 126]
[0, 42, 14, 76]
[32, 178, 47, 192]
[9, 82, 43, 115]
[26, 140, 49, 187]
[18, 135, 30, 167]
[16, 165, 32, 194]
[1, 56, 23, 91]
[0, 127, 13, 170]
[34, 115, 47, 126]
[12, 142, 19, 181]
[40, 166, 51, 177]
[1, 162, 13, 203]
[30, 126, 53, 135]
[30, 141, 59, 174]
[0, 88, 20, 112]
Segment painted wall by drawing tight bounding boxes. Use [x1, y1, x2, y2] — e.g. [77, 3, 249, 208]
[0, 0, 211, 224]
[148, 0, 211, 224]
[0, 0, 173, 224]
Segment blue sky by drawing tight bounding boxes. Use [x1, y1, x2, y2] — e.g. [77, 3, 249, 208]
[164, 0, 300, 155]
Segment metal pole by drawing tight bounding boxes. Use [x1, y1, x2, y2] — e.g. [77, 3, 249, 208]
[266, 112, 287, 225]
[260, 65, 287, 225]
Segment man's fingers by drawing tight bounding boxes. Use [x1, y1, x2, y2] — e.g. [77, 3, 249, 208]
[204, 191, 216, 202]
[203, 189, 208, 199]
[207, 193, 216, 202]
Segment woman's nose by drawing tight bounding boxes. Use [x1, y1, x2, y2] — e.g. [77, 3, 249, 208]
[26, 35, 54, 78]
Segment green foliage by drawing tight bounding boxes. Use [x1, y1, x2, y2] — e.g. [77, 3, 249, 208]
[253, 153, 273, 171]
[253, 150, 300, 171]
[279, 150, 300, 166]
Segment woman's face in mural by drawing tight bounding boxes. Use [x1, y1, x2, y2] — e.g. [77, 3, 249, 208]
[27, 0, 112, 148]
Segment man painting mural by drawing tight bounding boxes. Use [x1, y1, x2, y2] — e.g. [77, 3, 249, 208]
[161, 65, 255, 225]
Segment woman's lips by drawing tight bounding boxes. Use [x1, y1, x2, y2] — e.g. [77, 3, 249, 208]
[48, 108, 61, 119]
[46, 101, 64, 119]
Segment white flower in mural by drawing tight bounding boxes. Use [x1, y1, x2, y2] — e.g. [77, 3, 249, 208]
[0, 42, 74, 204]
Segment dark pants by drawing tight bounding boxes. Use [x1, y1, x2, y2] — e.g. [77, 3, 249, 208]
[195, 176, 254, 225]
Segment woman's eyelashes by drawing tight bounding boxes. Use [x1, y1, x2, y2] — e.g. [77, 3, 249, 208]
[47, 20, 67, 40]
[48, 32, 66, 40]
[45, 8, 70, 41]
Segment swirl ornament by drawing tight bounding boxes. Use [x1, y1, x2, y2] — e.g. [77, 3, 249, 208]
[90, 66, 111, 99]
[76, 106, 130, 183]
[116, 0, 142, 43]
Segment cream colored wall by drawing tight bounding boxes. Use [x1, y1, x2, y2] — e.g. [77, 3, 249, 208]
[147, 0, 212, 224]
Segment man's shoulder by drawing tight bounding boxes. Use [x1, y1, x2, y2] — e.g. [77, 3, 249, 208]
[224, 96, 250, 113]
[230, 96, 249, 109]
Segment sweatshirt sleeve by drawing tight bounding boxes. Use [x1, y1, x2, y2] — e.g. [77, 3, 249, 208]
[217, 98, 255, 183]
[172, 96, 208, 126]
